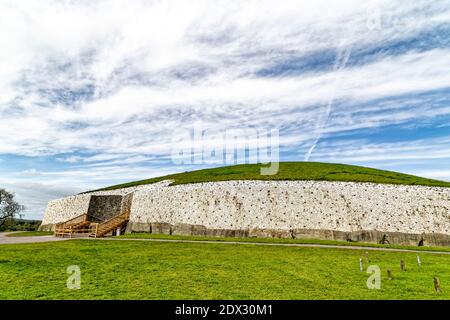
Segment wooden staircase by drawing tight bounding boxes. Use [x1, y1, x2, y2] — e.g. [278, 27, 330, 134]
[54, 213, 91, 238]
[55, 211, 129, 238]
[89, 211, 130, 238]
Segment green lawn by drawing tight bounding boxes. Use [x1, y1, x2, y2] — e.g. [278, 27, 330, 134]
[0, 239, 448, 300]
[6, 231, 53, 237]
[91, 162, 450, 192]
[119, 233, 450, 253]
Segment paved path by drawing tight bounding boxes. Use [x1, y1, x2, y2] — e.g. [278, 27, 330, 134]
[0, 232, 69, 245]
[97, 237, 450, 255]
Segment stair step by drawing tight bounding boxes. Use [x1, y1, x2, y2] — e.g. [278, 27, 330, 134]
[55, 212, 129, 238]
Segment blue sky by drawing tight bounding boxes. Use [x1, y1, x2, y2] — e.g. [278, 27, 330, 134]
[1, 0, 450, 219]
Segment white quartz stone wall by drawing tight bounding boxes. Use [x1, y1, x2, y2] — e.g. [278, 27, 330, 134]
[41, 194, 91, 225]
[41, 179, 450, 235]
[41, 181, 171, 225]
[129, 180, 450, 235]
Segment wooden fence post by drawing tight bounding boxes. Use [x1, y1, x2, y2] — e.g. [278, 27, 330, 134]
[434, 277, 441, 293]
[400, 259, 406, 271]
[387, 269, 393, 280]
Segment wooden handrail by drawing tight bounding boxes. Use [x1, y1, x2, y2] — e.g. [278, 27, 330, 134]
[55, 213, 88, 229]
[56, 210, 130, 238]
[99, 211, 128, 226]
[88, 214, 108, 223]
[90, 211, 130, 237]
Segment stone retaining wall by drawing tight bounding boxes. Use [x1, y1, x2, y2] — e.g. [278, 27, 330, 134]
[39, 194, 91, 231]
[39, 182, 169, 230]
[125, 222, 450, 246]
[129, 180, 449, 233]
[40, 180, 450, 246]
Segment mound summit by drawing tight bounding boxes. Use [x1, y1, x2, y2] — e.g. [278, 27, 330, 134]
[93, 162, 450, 191]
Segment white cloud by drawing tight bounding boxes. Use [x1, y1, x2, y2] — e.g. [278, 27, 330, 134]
[1, 181, 85, 220]
[16, 168, 42, 177]
[0, 1, 448, 157]
[310, 136, 450, 164]
[411, 170, 450, 181]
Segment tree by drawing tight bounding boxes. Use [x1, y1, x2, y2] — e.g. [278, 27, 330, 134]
[0, 189, 24, 228]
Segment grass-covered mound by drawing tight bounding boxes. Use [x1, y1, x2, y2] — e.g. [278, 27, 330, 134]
[95, 162, 450, 192]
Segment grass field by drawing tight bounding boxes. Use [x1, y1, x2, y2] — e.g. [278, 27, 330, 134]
[0, 239, 448, 300]
[6, 231, 53, 237]
[92, 162, 450, 192]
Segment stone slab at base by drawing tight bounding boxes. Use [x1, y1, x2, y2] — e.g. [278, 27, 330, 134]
[126, 222, 450, 247]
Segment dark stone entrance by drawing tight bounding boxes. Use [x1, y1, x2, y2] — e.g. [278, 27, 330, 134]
[87, 195, 123, 222]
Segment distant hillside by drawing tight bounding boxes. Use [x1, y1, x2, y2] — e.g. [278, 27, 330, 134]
[92, 162, 450, 192]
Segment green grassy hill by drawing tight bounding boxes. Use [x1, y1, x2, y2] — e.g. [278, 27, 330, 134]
[94, 162, 450, 192]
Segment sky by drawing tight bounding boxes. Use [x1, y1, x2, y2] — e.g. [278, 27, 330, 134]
[1, 0, 450, 220]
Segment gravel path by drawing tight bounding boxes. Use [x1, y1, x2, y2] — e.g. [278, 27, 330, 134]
[0, 232, 69, 245]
